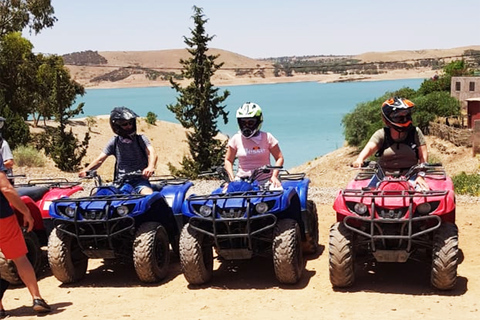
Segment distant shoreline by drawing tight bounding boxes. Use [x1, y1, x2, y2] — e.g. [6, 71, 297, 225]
[82, 68, 433, 90]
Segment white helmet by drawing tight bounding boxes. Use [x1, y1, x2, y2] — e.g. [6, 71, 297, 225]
[236, 102, 263, 138]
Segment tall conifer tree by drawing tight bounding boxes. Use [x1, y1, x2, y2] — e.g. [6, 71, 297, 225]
[167, 6, 230, 178]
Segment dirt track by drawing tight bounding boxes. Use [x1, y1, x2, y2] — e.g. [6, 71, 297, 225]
[2, 200, 479, 320]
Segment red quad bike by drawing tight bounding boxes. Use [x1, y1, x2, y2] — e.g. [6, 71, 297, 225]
[329, 161, 458, 290]
[0, 178, 83, 284]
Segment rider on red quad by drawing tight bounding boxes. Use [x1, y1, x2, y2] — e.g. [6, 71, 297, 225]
[351, 97, 429, 190]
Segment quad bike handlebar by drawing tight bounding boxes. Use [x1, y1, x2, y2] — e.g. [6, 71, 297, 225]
[149, 174, 190, 186]
[244, 165, 283, 184]
[358, 161, 445, 181]
[82, 170, 144, 188]
[198, 165, 284, 184]
[198, 166, 231, 182]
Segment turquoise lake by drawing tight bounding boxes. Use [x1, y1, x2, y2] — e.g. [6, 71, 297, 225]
[77, 78, 424, 169]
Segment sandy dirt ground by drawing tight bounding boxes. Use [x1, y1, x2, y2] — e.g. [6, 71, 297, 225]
[3, 60, 480, 318]
[2, 200, 478, 320]
[5, 120, 480, 320]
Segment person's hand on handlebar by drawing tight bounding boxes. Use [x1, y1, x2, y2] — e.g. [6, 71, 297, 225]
[415, 174, 430, 191]
[269, 175, 282, 188]
[142, 166, 155, 178]
[352, 158, 364, 168]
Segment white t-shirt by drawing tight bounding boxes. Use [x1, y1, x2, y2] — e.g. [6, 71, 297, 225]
[227, 131, 279, 180]
[0, 139, 13, 176]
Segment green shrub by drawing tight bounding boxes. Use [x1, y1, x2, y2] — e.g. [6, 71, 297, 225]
[86, 116, 97, 131]
[41, 127, 90, 172]
[426, 154, 442, 165]
[452, 172, 480, 196]
[146, 112, 157, 125]
[12, 145, 46, 167]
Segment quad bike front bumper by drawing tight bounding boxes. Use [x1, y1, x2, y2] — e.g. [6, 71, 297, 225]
[337, 188, 451, 262]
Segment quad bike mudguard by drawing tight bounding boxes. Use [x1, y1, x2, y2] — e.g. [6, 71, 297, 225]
[50, 189, 186, 254]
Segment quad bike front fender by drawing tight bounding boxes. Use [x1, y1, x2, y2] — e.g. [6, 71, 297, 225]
[13, 196, 44, 231]
[38, 185, 84, 218]
[158, 181, 193, 215]
[281, 176, 310, 211]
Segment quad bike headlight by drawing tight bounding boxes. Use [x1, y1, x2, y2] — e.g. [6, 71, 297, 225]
[116, 205, 130, 216]
[416, 202, 432, 215]
[199, 205, 212, 217]
[255, 202, 269, 214]
[354, 203, 368, 215]
[64, 206, 76, 218]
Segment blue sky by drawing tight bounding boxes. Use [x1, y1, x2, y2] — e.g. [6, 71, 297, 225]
[23, 0, 480, 59]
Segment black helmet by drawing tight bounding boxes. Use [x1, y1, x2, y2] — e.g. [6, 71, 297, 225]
[110, 107, 138, 137]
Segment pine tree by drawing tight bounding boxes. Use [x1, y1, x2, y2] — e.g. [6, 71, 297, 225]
[35, 55, 90, 172]
[167, 6, 230, 178]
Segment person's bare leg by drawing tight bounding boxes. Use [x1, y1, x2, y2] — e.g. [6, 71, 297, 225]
[12, 255, 41, 299]
[140, 187, 153, 195]
[12, 255, 51, 313]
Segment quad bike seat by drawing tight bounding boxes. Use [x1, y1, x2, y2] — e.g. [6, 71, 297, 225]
[16, 186, 50, 202]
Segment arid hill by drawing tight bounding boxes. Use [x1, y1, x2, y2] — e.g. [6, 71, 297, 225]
[356, 46, 480, 62]
[63, 45, 480, 89]
[65, 48, 274, 88]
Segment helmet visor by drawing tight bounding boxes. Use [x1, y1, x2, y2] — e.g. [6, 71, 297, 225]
[117, 120, 134, 128]
[390, 109, 411, 124]
[238, 118, 257, 127]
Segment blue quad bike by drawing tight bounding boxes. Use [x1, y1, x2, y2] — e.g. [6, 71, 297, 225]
[47, 170, 192, 284]
[179, 166, 319, 285]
